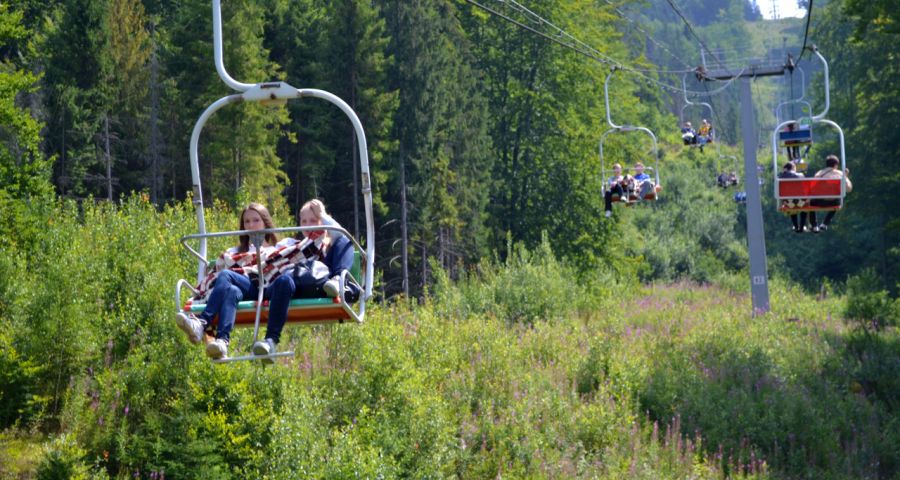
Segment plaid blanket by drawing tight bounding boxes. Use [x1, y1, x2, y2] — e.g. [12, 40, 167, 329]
[193, 236, 324, 302]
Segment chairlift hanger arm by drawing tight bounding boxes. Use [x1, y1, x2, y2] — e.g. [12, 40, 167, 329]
[212, 0, 253, 91]
[809, 46, 830, 120]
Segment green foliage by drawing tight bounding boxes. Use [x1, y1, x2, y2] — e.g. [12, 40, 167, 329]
[36, 434, 92, 480]
[0, 3, 52, 201]
[625, 147, 748, 283]
[845, 268, 900, 331]
[431, 236, 610, 325]
[0, 328, 47, 428]
[0, 195, 895, 478]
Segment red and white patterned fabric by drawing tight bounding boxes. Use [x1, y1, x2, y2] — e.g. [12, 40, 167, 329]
[193, 236, 323, 302]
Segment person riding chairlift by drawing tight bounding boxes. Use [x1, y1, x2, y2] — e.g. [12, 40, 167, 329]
[697, 119, 712, 152]
[681, 121, 696, 146]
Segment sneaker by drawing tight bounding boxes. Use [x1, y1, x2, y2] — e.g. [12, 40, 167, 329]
[206, 339, 228, 359]
[604, 210, 612, 218]
[811, 225, 820, 233]
[793, 226, 803, 233]
[819, 224, 828, 232]
[323, 276, 341, 298]
[252, 338, 276, 364]
[176, 312, 205, 345]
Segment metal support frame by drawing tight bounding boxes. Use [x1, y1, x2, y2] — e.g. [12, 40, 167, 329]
[810, 47, 830, 121]
[775, 66, 811, 124]
[680, 74, 714, 132]
[181, 0, 375, 363]
[600, 70, 660, 191]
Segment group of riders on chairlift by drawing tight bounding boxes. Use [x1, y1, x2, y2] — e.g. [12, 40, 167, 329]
[681, 118, 714, 151]
[604, 101, 851, 235]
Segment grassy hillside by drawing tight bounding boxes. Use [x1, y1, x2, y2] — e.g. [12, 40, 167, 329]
[0, 196, 897, 479]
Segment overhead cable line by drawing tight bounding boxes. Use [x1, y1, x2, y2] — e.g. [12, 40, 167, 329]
[798, 0, 813, 60]
[602, 0, 692, 70]
[465, 0, 740, 96]
[662, 0, 732, 74]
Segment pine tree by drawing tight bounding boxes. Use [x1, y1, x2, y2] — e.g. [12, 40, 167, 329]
[0, 3, 52, 201]
[100, 0, 151, 198]
[377, 0, 494, 295]
[40, 0, 107, 196]
[166, 0, 289, 207]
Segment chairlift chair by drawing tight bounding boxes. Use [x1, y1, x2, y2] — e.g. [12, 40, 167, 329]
[772, 47, 848, 216]
[173, 0, 375, 363]
[680, 74, 715, 148]
[600, 69, 661, 207]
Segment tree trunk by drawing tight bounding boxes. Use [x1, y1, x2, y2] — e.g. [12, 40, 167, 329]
[149, 32, 161, 204]
[400, 146, 409, 299]
[104, 113, 113, 201]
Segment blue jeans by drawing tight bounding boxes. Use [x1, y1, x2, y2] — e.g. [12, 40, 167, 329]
[200, 270, 298, 344]
[264, 275, 296, 344]
[199, 270, 259, 342]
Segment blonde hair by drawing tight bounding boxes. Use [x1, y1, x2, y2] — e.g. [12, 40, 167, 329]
[299, 199, 328, 222]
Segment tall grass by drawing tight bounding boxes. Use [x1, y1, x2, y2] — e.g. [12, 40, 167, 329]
[0, 195, 896, 478]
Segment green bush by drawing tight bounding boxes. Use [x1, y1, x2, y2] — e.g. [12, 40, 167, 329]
[36, 434, 92, 480]
[845, 268, 900, 331]
[431, 237, 589, 325]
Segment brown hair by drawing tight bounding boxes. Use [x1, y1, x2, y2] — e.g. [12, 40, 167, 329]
[238, 202, 278, 252]
[783, 162, 795, 171]
[825, 154, 840, 169]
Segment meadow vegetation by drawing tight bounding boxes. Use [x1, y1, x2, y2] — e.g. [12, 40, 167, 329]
[0, 197, 897, 479]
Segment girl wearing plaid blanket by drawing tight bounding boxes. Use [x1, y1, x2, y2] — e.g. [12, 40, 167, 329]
[176, 203, 281, 360]
[251, 199, 360, 361]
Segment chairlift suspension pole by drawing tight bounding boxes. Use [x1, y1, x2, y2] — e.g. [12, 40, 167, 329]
[740, 77, 770, 315]
[704, 63, 787, 316]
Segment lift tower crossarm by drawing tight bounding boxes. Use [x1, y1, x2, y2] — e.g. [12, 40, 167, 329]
[702, 65, 787, 80]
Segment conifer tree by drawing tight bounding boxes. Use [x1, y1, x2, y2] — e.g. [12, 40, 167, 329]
[167, 0, 289, 206]
[378, 0, 493, 294]
[0, 3, 52, 201]
[40, 0, 107, 196]
[100, 0, 151, 198]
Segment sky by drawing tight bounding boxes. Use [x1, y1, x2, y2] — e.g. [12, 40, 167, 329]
[759, 0, 807, 19]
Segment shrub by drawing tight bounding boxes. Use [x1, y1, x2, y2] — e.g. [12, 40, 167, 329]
[36, 434, 92, 480]
[432, 237, 585, 325]
[845, 268, 900, 331]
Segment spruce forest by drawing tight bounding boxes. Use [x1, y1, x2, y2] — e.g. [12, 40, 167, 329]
[1, 0, 898, 478]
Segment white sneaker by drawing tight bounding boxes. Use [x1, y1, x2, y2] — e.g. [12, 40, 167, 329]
[323, 276, 341, 298]
[176, 312, 205, 345]
[604, 210, 612, 218]
[252, 338, 276, 364]
[206, 339, 228, 359]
